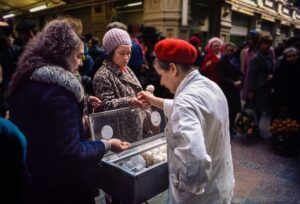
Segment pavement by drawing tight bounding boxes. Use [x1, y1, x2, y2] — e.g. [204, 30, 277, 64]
[96, 134, 300, 204]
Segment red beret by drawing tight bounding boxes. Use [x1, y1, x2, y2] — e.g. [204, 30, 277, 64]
[154, 38, 197, 64]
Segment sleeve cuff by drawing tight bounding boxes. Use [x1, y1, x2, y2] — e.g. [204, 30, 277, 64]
[101, 140, 111, 153]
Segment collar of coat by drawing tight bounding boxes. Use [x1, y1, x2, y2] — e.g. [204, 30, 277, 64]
[175, 69, 199, 97]
[30, 65, 84, 102]
[103, 59, 142, 90]
[103, 59, 123, 75]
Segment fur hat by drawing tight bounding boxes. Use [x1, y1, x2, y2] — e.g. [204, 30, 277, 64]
[102, 28, 132, 55]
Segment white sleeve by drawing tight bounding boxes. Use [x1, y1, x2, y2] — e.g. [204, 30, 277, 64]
[163, 99, 173, 119]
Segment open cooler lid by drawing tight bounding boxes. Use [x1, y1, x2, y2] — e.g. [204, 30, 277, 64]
[88, 107, 166, 143]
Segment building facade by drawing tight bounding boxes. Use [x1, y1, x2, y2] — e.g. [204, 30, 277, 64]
[13, 0, 300, 45]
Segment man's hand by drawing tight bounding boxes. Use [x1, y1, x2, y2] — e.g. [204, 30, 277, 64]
[108, 139, 131, 153]
[88, 96, 101, 110]
[137, 91, 154, 106]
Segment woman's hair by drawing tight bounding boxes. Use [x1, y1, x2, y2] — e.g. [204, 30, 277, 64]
[224, 42, 236, 50]
[105, 21, 127, 32]
[258, 33, 273, 46]
[8, 19, 82, 97]
[58, 16, 83, 36]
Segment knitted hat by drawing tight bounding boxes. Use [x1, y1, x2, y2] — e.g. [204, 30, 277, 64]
[154, 38, 197, 64]
[102, 28, 132, 55]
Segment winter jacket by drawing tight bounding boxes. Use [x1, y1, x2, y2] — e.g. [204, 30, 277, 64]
[10, 66, 107, 204]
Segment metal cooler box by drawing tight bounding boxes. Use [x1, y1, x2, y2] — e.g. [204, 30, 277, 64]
[89, 107, 169, 204]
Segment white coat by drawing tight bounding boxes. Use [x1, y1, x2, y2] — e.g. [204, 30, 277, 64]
[163, 70, 234, 204]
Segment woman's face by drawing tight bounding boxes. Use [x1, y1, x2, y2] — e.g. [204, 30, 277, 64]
[211, 41, 221, 54]
[259, 42, 271, 54]
[112, 45, 131, 68]
[153, 59, 177, 94]
[69, 42, 84, 73]
[285, 52, 298, 64]
[225, 46, 235, 56]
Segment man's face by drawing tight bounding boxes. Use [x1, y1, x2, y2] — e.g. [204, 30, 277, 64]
[153, 59, 177, 94]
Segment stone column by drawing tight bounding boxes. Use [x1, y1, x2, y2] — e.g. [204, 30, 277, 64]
[90, 2, 111, 38]
[209, 1, 222, 38]
[143, 0, 183, 38]
[250, 12, 262, 32]
[274, 19, 281, 45]
[220, 3, 232, 43]
[289, 25, 295, 38]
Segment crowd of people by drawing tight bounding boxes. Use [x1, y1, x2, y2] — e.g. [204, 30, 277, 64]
[0, 15, 300, 204]
[191, 32, 300, 137]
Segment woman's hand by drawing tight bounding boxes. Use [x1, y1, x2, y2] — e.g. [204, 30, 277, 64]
[88, 96, 101, 110]
[128, 97, 144, 107]
[108, 139, 131, 153]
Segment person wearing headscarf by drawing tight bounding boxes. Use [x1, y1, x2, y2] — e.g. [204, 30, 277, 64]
[189, 35, 204, 67]
[138, 39, 234, 204]
[8, 20, 130, 204]
[201, 37, 223, 83]
[273, 47, 300, 121]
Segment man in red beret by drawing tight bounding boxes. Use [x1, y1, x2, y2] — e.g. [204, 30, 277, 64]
[138, 38, 234, 203]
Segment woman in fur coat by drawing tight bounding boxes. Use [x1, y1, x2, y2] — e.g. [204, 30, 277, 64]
[8, 20, 130, 204]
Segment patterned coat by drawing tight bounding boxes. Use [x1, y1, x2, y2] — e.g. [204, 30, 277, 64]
[93, 60, 144, 143]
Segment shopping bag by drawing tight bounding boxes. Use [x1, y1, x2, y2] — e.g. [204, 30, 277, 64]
[233, 108, 258, 137]
[258, 111, 272, 138]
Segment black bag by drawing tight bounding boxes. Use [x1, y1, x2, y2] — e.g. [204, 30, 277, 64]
[233, 108, 258, 137]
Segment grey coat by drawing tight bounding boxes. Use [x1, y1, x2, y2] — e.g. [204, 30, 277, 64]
[93, 60, 144, 143]
[248, 51, 274, 112]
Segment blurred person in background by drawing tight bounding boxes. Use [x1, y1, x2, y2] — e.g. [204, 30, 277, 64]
[240, 30, 260, 104]
[247, 34, 274, 129]
[201, 37, 223, 83]
[189, 35, 204, 67]
[273, 47, 300, 121]
[217, 42, 242, 136]
[15, 19, 36, 51]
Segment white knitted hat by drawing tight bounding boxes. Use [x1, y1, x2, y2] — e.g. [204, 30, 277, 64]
[102, 28, 132, 55]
